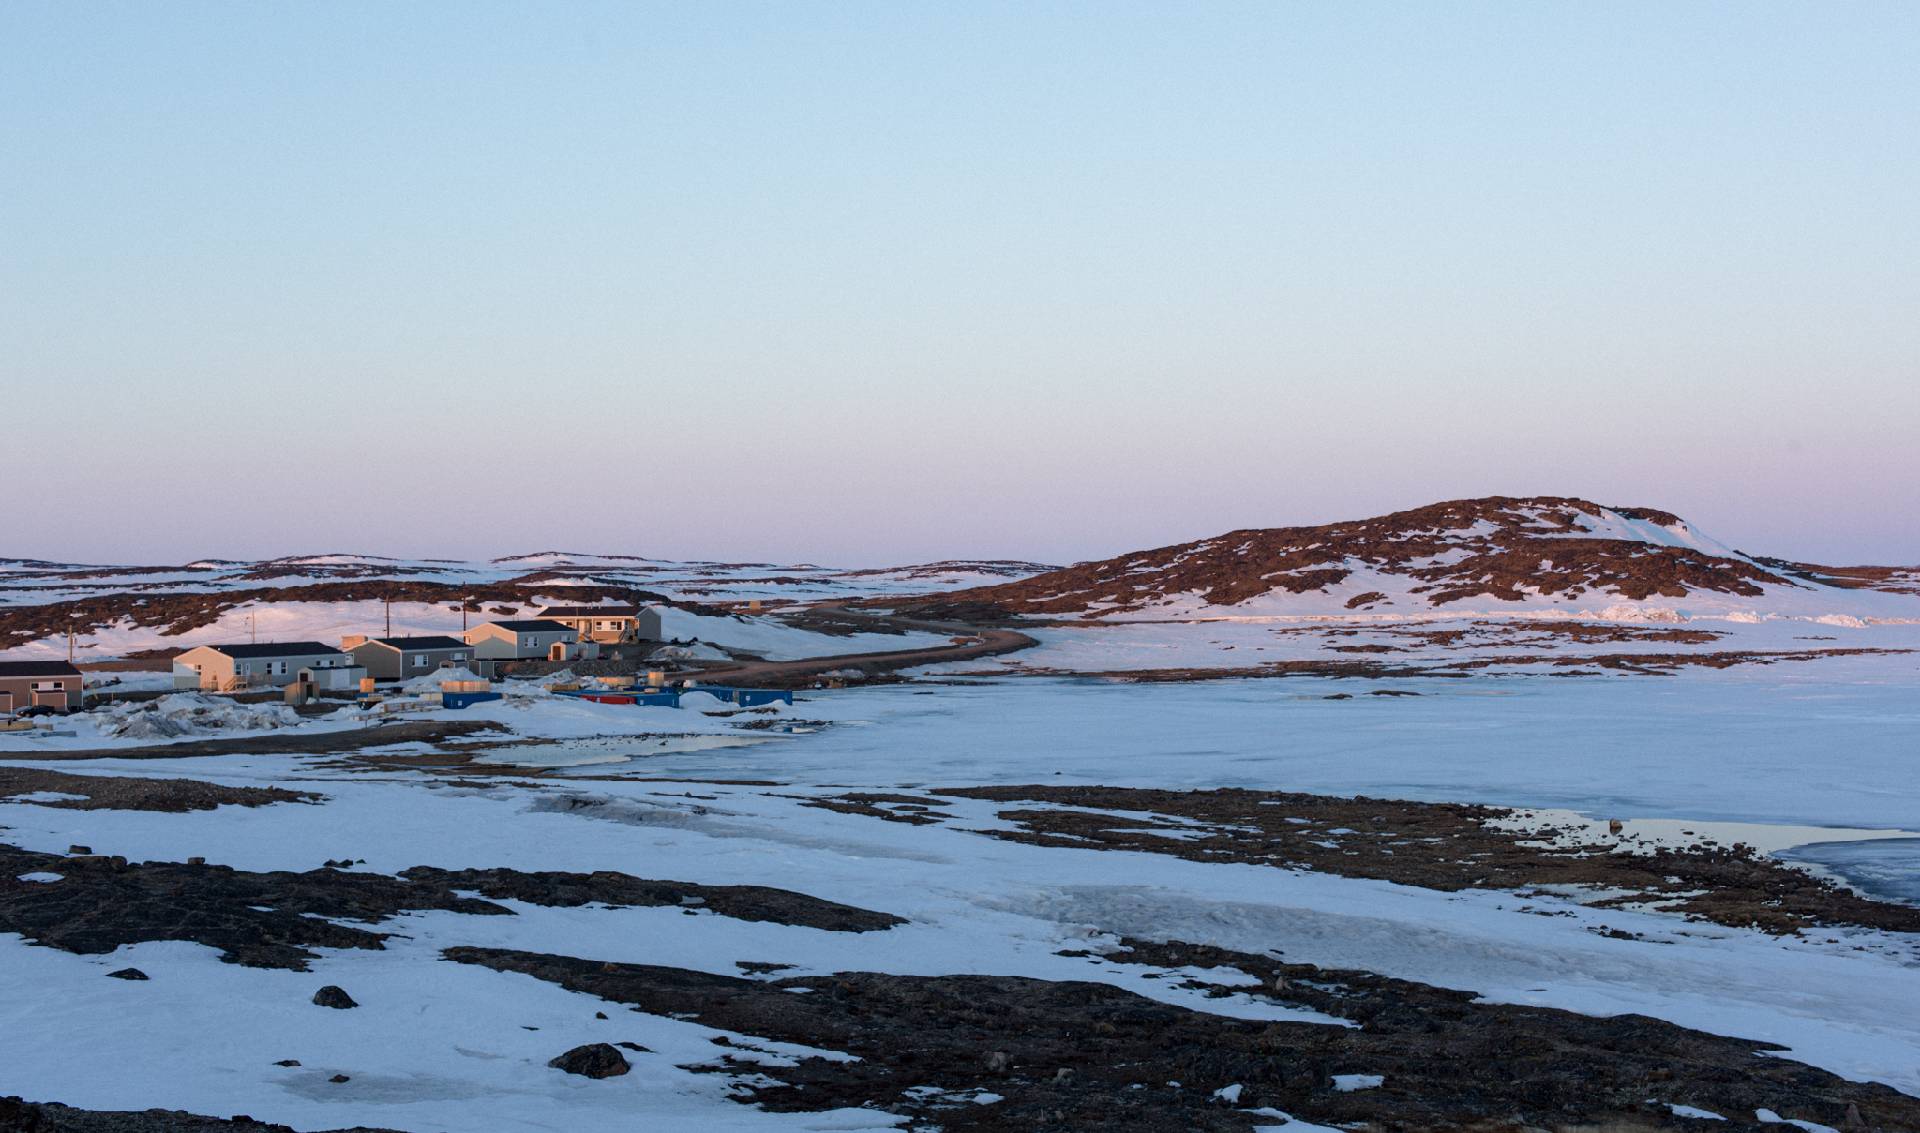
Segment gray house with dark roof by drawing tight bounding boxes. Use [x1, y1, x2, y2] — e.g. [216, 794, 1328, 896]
[0, 660, 83, 713]
[172, 642, 358, 691]
[343, 635, 473, 681]
[462, 619, 580, 663]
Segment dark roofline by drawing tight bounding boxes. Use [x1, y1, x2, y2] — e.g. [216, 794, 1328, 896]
[481, 620, 575, 633]
[194, 642, 345, 659]
[0, 660, 83, 677]
[538, 605, 641, 618]
[358, 636, 468, 651]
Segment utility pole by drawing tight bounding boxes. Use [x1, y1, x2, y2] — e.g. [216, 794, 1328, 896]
[67, 621, 75, 663]
[249, 611, 257, 644]
[462, 597, 472, 632]
[385, 595, 392, 638]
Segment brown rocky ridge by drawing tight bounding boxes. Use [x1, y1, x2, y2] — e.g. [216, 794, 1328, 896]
[889, 496, 1917, 618]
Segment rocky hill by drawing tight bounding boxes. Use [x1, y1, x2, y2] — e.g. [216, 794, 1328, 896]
[904, 496, 1920, 620]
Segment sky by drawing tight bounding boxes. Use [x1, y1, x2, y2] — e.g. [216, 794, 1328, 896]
[3, 2, 1917, 567]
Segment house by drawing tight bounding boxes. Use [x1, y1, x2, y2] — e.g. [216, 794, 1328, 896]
[535, 604, 662, 644]
[462, 620, 581, 663]
[0, 660, 83, 713]
[344, 636, 473, 681]
[172, 642, 360, 691]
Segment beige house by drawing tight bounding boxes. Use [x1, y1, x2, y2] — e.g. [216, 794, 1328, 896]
[535, 604, 662, 644]
[0, 660, 83, 713]
[172, 642, 359, 691]
[462, 620, 581, 663]
[344, 636, 473, 681]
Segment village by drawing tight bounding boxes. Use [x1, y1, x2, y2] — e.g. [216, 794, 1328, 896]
[0, 602, 802, 732]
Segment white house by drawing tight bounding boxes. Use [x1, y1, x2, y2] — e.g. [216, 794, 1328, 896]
[172, 642, 362, 691]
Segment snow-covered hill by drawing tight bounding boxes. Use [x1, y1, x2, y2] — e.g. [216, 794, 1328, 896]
[917, 496, 1920, 623]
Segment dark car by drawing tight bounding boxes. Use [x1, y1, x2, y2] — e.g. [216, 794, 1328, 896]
[14, 705, 61, 719]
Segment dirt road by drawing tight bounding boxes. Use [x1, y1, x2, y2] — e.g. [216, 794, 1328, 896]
[690, 609, 1036, 689]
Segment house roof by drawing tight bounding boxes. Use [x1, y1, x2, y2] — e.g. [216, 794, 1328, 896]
[0, 660, 82, 678]
[538, 605, 639, 619]
[359, 636, 468, 651]
[481, 620, 575, 633]
[193, 642, 345, 659]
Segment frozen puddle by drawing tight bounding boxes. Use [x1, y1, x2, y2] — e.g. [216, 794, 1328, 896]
[1487, 808, 1920, 857]
[1778, 839, 1920, 906]
[473, 734, 781, 768]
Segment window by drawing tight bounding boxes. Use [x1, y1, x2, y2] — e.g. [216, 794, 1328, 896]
[32, 681, 63, 691]
[412, 654, 428, 668]
[451, 653, 466, 663]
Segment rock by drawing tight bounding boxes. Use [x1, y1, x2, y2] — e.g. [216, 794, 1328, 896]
[614, 1041, 650, 1052]
[67, 845, 91, 855]
[187, 856, 206, 865]
[106, 967, 148, 981]
[1053, 1067, 1074, 1083]
[312, 985, 357, 1009]
[986, 1051, 1009, 1072]
[274, 1059, 301, 1067]
[594, 1011, 608, 1020]
[1608, 818, 1624, 835]
[328, 1073, 350, 1083]
[548, 1042, 631, 1078]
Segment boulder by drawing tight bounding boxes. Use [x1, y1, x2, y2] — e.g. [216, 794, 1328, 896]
[312, 985, 358, 1009]
[548, 1042, 630, 1078]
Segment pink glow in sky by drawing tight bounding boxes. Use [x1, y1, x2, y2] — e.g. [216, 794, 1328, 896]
[5, 5, 1916, 567]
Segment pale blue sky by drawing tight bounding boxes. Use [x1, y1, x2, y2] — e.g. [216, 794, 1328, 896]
[4, 2, 1916, 565]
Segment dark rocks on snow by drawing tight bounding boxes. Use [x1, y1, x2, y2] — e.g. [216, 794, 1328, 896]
[0, 1093, 401, 1131]
[0, 843, 901, 971]
[107, 967, 148, 980]
[444, 943, 1920, 1132]
[933, 784, 1920, 937]
[67, 845, 91, 855]
[312, 985, 357, 1009]
[548, 1042, 630, 1078]
[0, 767, 315, 814]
